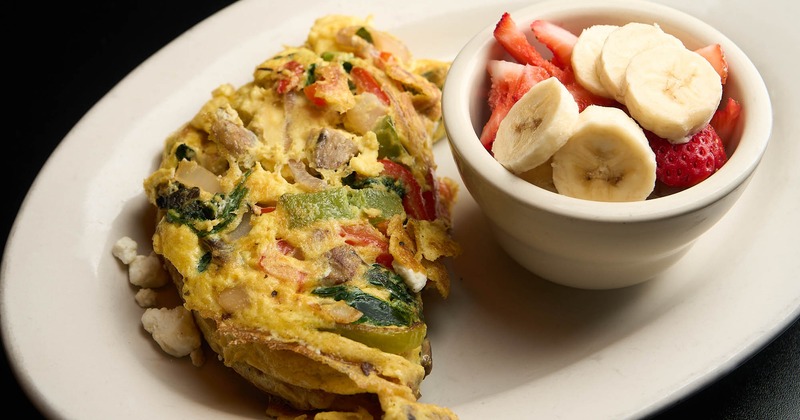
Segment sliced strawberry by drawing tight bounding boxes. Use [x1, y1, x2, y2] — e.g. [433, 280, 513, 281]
[479, 60, 550, 150]
[530, 19, 577, 69]
[647, 124, 728, 188]
[560, 69, 618, 111]
[493, 12, 563, 77]
[709, 97, 742, 146]
[694, 44, 728, 84]
[486, 60, 548, 109]
[482, 18, 618, 149]
[531, 20, 617, 111]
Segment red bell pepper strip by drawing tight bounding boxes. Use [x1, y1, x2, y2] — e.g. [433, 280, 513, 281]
[303, 83, 327, 107]
[423, 168, 439, 220]
[275, 60, 305, 94]
[351, 66, 391, 106]
[340, 224, 393, 267]
[379, 159, 436, 221]
[275, 239, 296, 256]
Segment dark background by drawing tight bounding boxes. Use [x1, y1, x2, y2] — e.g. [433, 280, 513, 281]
[4, 1, 798, 418]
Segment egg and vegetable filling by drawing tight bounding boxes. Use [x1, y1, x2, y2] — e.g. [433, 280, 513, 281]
[142, 14, 460, 419]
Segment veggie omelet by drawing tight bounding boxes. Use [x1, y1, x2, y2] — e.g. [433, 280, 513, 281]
[142, 14, 460, 419]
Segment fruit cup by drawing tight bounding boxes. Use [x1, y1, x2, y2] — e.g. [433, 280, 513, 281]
[442, 0, 772, 289]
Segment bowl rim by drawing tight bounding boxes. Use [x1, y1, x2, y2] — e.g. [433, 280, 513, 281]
[442, 0, 773, 223]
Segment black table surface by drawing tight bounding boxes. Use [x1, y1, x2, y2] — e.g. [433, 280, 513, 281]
[4, 2, 798, 419]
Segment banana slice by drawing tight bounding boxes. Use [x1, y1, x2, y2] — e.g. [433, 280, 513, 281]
[623, 45, 723, 143]
[596, 22, 684, 102]
[552, 105, 656, 202]
[519, 157, 557, 193]
[571, 24, 619, 98]
[492, 77, 579, 174]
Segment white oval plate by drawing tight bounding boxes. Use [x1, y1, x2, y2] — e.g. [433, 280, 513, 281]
[2, 0, 798, 419]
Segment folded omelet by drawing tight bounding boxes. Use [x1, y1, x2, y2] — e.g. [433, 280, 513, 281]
[142, 15, 460, 419]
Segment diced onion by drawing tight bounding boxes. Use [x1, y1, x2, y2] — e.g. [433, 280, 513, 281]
[343, 93, 388, 135]
[217, 285, 250, 313]
[321, 301, 363, 324]
[174, 160, 223, 194]
[372, 31, 412, 64]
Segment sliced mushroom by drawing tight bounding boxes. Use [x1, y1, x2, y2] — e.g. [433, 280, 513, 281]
[322, 245, 362, 285]
[210, 119, 258, 160]
[201, 236, 234, 264]
[288, 159, 327, 192]
[313, 128, 359, 170]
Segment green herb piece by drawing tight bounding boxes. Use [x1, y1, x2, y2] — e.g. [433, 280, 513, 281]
[364, 264, 415, 305]
[197, 252, 212, 272]
[175, 144, 196, 161]
[355, 27, 373, 44]
[156, 171, 251, 237]
[312, 283, 418, 327]
[306, 63, 317, 86]
[343, 173, 406, 200]
[312, 265, 424, 353]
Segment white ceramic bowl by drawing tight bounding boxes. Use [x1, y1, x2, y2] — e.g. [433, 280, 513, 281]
[442, 0, 772, 289]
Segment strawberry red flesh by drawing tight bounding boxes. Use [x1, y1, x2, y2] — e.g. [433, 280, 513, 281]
[694, 44, 729, 84]
[493, 12, 563, 76]
[560, 70, 618, 111]
[490, 15, 616, 120]
[710, 97, 742, 146]
[479, 60, 549, 150]
[530, 19, 577, 69]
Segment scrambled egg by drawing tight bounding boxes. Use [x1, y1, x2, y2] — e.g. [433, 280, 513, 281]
[142, 15, 460, 419]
